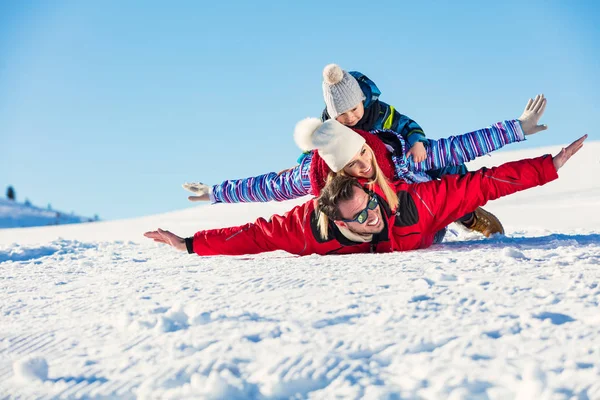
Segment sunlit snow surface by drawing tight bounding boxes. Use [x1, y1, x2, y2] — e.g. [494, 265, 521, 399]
[1, 142, 599, 399]
[0, 199, 94, 229]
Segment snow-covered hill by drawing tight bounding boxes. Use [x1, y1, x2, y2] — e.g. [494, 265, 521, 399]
[0, 198, 96, 229]
[0, 141, 599, 399]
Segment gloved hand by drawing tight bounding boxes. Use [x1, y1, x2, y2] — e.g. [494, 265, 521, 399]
[182, 182, 210, 202]
[518, 94, 548, 135]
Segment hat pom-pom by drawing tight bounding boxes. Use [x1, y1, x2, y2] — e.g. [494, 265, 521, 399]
[323, 64, 344, 85]
[294, 118, 323, 152]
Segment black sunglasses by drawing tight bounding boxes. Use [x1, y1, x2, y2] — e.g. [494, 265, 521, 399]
[341, 195, 379, 224]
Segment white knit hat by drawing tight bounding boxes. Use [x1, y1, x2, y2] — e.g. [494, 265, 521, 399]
[322, 64, 366, 119]
[294, 118, 365, 172]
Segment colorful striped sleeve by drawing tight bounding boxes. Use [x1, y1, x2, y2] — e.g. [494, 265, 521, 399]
[410, 119, 526, 172]
[211, 153, 313, 204]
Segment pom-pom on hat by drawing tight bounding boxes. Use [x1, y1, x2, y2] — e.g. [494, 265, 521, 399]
[322, 64, 365, 119]
[294, 118, 365, 173]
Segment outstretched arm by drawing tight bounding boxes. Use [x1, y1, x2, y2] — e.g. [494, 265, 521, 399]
[408, 94, 548, 172]
[414, 135, 586, 233]
[184, 153, 313, 204]
[144, 200, 318, 256]
[409, 119, 526, 172]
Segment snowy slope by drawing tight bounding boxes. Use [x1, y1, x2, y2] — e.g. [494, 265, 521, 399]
[0, 141, 599, 399]
[0, 198, 95, 229]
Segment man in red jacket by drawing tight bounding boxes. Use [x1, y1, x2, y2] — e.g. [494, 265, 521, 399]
[145, 135, 586, 256]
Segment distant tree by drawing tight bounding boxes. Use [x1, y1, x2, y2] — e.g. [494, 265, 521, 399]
[24, 198, 31, 207]
[94, 214, 99, 221]
[6, 186, 15, 201]
[48, 203, 52, 210]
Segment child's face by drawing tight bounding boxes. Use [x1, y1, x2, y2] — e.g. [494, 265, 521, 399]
[335, 102, 364, 127]
[343, 144, 375, 179]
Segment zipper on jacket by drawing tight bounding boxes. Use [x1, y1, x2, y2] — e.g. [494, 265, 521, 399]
[225, 226, 250, 241]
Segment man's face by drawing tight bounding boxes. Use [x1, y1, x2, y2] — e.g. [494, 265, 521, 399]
[335, 186, 385, 235]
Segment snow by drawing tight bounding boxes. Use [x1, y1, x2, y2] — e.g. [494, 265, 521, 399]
[0, 198, 95, 229]
[13, 356, 49, 383]
[1, 141, 599, 399]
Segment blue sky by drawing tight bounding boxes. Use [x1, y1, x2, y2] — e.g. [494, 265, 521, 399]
[1, 0, 599, 220]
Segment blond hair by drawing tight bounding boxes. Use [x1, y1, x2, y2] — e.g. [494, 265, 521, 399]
[316, 145, 398, 240]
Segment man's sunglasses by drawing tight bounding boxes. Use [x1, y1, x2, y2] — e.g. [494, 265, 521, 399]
[341, 195, 379, 224]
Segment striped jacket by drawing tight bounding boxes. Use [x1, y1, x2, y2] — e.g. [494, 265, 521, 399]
[211, 119, 526, 203]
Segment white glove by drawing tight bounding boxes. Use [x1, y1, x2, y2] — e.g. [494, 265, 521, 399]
[518, 94, 548, 135]
[182, 182, 210, 202]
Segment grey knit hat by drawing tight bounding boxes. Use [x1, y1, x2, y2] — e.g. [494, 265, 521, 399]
[322, 64, 366, 119]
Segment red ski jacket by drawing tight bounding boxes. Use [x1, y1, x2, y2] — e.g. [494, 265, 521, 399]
[188, 155, 558, 256]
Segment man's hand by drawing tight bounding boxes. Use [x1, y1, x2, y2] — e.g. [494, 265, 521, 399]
[183, 182, 210, 202]
[518, 94, 548, 135]
[407, 142, 427, 163]
[144, 228, 187, 252]
[553, 134, 587, 171]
